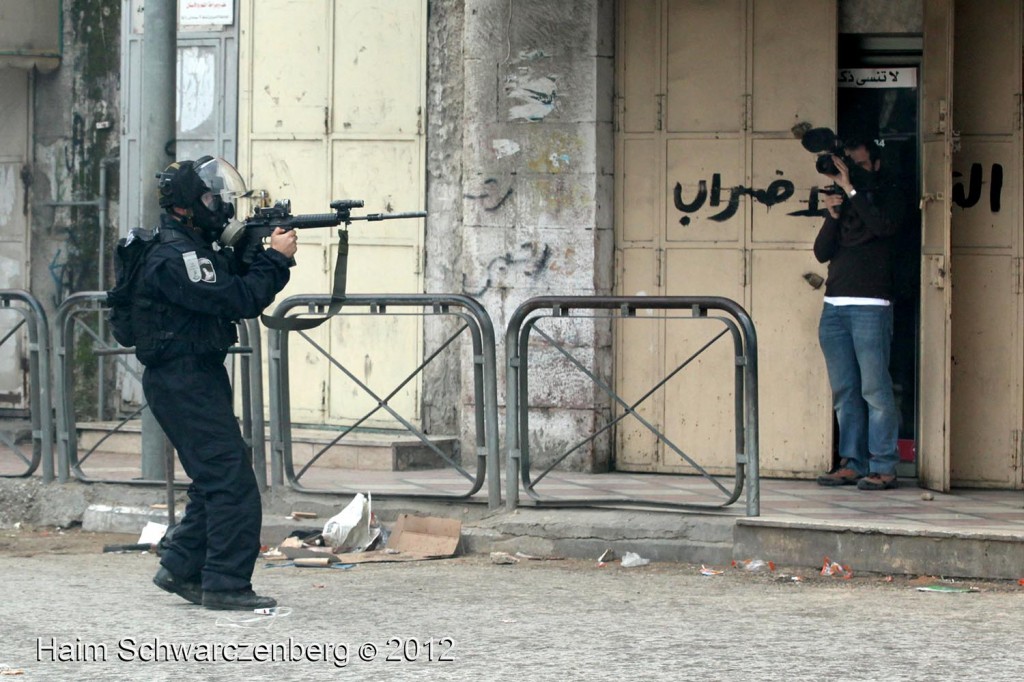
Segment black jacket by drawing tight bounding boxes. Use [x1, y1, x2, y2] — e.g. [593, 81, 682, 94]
[812, 176, 903, 300]
[135, 214, 291, 366]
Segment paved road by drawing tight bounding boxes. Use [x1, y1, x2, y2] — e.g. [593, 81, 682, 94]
[0, 537, 1022, 680]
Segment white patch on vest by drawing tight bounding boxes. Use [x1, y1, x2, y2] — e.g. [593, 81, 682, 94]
[183, 251, 202, 282]
[198, 257, 217, 283]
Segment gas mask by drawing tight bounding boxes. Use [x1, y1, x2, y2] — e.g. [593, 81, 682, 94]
[194, 156, 248, 245]
[192, 190, 236, 242]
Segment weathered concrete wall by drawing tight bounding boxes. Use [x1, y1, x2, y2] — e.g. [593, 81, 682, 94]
[0, 1, 122, 433]
[31, 0, 121, 419]
[31, 0, 121, 311]
[459, 0, 615, 472]
[840, 0, 922, 33]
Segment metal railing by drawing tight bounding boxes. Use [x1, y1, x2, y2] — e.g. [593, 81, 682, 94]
[236, 318, 269, 491]
[11, 286, 755, 518]
[267, 293, 501, 508]
[505, 296, 759, 515]
[0, 290, 54, 480]
[52, 292, 266, 487]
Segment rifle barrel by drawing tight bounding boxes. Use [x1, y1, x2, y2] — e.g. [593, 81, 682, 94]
[349, 211, 428, 221]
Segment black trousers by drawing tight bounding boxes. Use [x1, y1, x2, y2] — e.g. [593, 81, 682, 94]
[143, 354, 261, 592]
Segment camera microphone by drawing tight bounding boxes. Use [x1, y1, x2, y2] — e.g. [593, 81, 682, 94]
[799, 127, 838, 154]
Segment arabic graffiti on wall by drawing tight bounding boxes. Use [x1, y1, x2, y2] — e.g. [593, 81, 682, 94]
[953, 163, 1003, 212]
[464, 177, 515, 212]
[462, 242, 553, 296]
[673, 163, 1004, 226]
[673, 174, 814, 225]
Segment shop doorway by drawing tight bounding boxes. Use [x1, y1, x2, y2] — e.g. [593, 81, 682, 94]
[836, 35, 923, 476]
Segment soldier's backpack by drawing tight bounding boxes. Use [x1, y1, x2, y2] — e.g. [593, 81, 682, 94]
[107, 227, 158, 348]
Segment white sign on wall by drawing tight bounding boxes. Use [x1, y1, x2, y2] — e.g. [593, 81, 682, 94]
[179, 0, 234, 26]
[837, 68, 918, 89]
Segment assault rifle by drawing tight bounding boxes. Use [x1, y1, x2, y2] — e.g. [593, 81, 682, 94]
[222, 198, 426, 264]
[223, 198, 427, 330]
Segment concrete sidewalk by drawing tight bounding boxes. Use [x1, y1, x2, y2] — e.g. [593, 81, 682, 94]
[1, 470, 1022, 581]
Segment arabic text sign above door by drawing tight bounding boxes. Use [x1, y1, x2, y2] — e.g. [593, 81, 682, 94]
[179, 1, 234, 26]
[838, 68, 918, 89]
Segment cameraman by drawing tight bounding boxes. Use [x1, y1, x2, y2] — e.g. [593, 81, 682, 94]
[812, 138, 902, 491]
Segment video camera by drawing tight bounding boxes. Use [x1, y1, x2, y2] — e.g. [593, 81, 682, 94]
[800, 127, 851, 177]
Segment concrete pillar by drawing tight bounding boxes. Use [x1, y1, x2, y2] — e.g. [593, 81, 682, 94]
[460, 0, 615, 473]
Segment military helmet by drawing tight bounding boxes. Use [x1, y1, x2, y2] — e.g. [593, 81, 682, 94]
[155, 156, 247, 243]
[156, 159, 209, 210]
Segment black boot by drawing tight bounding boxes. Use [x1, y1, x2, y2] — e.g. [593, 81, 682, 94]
[202, 589, 278, 611]
[153, 567, 203, 605]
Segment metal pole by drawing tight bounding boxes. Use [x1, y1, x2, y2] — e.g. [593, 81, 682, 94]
[138, 0, 177, 479]
[504, 323, 520, 510]
[165, 435, 176, 526]
[96, 162, 107, 421]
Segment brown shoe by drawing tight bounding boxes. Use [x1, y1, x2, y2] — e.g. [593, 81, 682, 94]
[817, 464, 863, 486]
[857, 473, 898, 490]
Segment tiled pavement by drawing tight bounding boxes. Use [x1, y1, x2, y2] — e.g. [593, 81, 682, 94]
[8, 450, 1023, 536]
[318, 469, 1024, 535]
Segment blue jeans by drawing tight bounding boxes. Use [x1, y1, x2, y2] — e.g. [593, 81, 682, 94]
[818, 304, 899, 476]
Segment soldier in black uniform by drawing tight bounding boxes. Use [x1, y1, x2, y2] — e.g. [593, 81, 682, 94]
[140, 157, 297, 610]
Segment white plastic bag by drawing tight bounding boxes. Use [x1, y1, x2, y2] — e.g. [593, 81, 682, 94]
[322, 493, 372, 552]
[620, 551, 650, 568]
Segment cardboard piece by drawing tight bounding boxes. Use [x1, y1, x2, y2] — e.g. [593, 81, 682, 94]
[333, 514, 461, 564]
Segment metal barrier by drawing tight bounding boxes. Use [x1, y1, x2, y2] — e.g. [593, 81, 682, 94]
[236, 318, 268, 492]
[0, 290, 54, 480]
[267, 293, 501, 508]
[505, 296, 759, 515]
[53, 292, 267, 487]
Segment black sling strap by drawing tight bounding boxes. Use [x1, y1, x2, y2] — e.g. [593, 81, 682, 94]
[260, 228, 348, 331]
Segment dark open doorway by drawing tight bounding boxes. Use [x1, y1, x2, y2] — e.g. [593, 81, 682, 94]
[837, 34, 923, 476]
